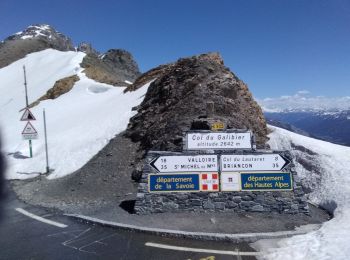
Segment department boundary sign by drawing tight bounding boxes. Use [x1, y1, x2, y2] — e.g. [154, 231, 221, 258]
[134, 131, 309, 215]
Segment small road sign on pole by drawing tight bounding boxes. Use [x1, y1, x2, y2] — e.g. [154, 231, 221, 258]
[22, 122, 38, 140]
[150, 154, 218, 173]
[22, 65, 35, 158]
[20, 108, 36, 121]
[220, 153, 290, 172]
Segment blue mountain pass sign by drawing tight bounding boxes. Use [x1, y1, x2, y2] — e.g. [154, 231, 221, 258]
[148, 173, 200, 192]
[241, 172, 292, 191]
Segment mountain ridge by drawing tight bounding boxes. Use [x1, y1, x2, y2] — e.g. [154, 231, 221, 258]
[0, 24, 141, 85]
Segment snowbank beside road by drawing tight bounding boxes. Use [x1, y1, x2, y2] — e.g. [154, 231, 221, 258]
[254, 126, 350, 260]
[0, 49, 150, 179]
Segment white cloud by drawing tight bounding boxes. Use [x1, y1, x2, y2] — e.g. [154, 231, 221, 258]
[296, 90, 310, 95]
[256, 91, 350, 112]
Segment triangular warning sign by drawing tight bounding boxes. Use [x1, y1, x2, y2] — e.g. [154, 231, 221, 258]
[22, 122, 38, 135]
[20, 108, 36, 121]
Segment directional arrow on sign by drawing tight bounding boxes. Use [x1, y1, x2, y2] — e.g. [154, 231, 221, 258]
[150, 154, 218, 173]
[220, 153, 291, 172]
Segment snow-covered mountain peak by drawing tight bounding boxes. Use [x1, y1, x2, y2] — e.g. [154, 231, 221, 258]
[9, 24, 68, 41]
[0, 24, 75, 68]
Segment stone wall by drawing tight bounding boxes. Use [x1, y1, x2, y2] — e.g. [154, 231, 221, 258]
[134, 149, 309, 215]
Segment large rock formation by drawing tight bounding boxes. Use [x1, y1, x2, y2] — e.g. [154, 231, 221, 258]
[0, 24, 74, 68]
[125, 52, 268, 159]
[80, 49, 141, 86]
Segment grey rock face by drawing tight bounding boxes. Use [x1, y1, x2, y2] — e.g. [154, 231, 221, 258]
[77, 42, 99, 55]
[103, 49, 141, 82]
[0, 24, 74, 68]
[80, 49, 141, 86]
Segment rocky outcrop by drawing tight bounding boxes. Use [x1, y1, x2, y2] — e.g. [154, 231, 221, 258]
[29, 75, 80, 108]
[125, 52, 268, 156]
[0, 24, 74, 68]
[77, 42, 99, 55]
[80, 49, 141, 86]
[124, 63, 175, 92]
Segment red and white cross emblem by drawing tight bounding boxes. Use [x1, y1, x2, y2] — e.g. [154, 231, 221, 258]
[200, 173, 219, 191]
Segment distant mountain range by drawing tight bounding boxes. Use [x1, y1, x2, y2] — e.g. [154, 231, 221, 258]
[264, 109, 350, 146]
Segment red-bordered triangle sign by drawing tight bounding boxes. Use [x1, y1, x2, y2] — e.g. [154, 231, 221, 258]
[22, 122, 38, 135]
[20, 108, 36, 121]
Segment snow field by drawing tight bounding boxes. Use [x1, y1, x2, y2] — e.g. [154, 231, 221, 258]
[0, 49, 150, 179]
[254, 126, 350, 260]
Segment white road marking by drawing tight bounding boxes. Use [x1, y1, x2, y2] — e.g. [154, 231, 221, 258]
[145, 242, 262, 256]
[15, 208, 68, 228]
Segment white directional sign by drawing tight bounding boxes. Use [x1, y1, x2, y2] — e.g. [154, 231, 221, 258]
[22, 121, 38, 140]
[220, 154, 290, 172]
[186, 132, 252, 150]
[20, 108, 36, 121]
[150, 154, 218, 173]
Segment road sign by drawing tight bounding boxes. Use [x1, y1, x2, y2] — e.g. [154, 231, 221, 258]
[20, 108, 36, 121]
[200, 172, 219, 191]
[211, 121, 225, 131]
[148, 173, 200, 192]
[220, 153, 290, 172]
[22, 121, 38, 140]
[186, 132, 252, 150]
[221, 172, 240, 191]
[149, 154, 218, 173]
[241, 172, 292, 191]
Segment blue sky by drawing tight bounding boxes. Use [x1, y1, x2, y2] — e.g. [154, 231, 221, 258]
[0, 0, 349, 98]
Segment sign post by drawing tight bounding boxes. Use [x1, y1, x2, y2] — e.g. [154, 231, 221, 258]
[22, 122, 38, 140]
[21, 65, 37, 158]
[186, 132, 252, 150]
[150, 154, 218, 173]
[220, 153, 290, 172]
[43, 109, 49, 173]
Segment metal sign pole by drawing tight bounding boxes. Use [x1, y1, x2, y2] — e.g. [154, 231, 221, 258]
[43, 109, 49, 173]
[23, 65, 33, 158]
[23, 65, 29, 107]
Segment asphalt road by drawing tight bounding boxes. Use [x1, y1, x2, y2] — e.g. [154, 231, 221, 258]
[0, 186, 258, 260]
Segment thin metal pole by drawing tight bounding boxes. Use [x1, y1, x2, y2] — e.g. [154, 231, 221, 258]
[43, 109, 49, 173]
[23, 65, 29, 107]
[29, 140, 33, 158]
[23, 65, 32, 157]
